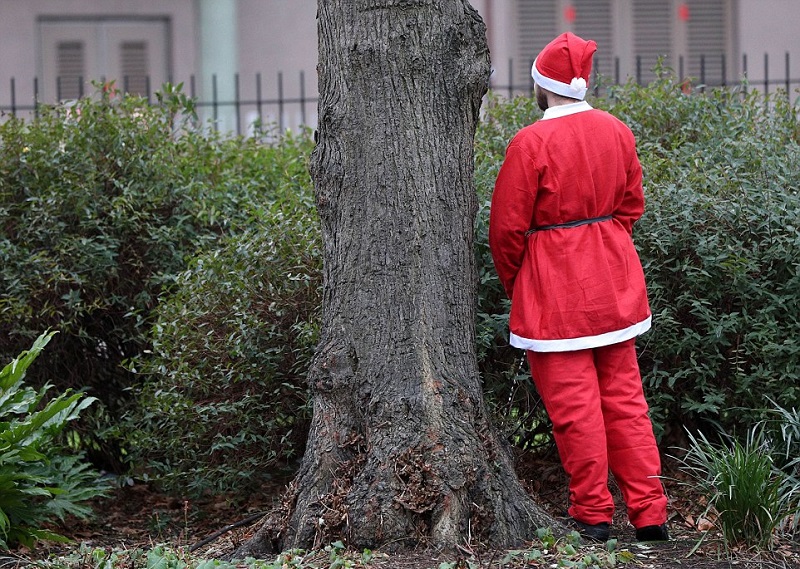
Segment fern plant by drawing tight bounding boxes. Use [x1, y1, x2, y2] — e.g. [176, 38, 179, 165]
[0, 331, 108, 550]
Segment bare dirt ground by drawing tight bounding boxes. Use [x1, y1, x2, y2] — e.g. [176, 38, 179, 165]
[13, 452, 800, 569]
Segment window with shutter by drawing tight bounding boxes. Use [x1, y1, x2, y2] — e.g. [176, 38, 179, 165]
[515, 1, 612, 92]
[511, 1, 734, 90]
[39, 17, 169, 104]
[120, 41, 150, 95]
[516, 0, 559, 92]
[56, 40, 85, 100]
[573, 0, 613, 82]
[686, 0, 727, 85]
[632, 0, 672, 83]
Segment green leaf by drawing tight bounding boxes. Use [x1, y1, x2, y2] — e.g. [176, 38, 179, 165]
[0, 332, 56, 390]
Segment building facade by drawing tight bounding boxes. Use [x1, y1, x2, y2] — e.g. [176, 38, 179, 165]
[0, 0, 318, 132]
[482, 0, 800, 94]
[1, 1, 799, 131]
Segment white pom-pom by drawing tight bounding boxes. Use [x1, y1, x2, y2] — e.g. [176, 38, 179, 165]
[569, 77, 587, 93]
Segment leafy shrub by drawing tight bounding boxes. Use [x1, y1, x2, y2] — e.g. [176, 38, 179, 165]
[473, 95, 554, 448]
[11, 71, 797, 498]
[473, 77, 800, 445]
[756, 400, 800, 538]
[133, 75, 800, 490]
[0, 85, 311, 467]
[124, 134, 318, 496]
[0, 331, 107, 550]
[595, 75, 800, 439]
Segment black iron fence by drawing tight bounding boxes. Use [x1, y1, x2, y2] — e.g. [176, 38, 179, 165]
[0, 71, 317, 136]
[492, 53, 800, 100]
[2, 52, 799, 134]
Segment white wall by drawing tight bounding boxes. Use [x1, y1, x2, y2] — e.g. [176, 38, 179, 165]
[238, 0, 319, 132]
[234, 0, 515, 130]
[0, 0, 196, 107]
[3, 0, 799, 124]
[737, 0, 800, 93]
[472, 0, 519, 95]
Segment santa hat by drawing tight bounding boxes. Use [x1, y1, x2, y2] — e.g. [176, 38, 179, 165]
[531, 32, 597, 100]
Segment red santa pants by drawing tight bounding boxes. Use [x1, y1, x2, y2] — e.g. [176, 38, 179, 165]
[526, 339, 667, 528]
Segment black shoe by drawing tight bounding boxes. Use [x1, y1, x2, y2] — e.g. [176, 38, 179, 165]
[571, 519, 611, 542]
[636, 523, 669, 541]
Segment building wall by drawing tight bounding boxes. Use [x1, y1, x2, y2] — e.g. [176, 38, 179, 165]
[498, 0, 738, 92]
[0, 0, 196, 107]
[472, 0, 525, 95]
[737, 0, 800, 92]
[238, 0, 318, 131]
[2, 1, 800, 125]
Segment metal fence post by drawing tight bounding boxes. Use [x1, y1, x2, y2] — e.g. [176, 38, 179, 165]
[278, 71, 284, 132]
[508, 58, 514, 98]
[235, 73, 241, 136]
[786, 52, 791, 94]
[636, 55, 642, 85]
[256, 72, 263, 128]
[212, 73, 219, 131]
[33, 77, 39, 119]
[742, 53, 748, 96]
[300, 71, 307, 127]
[700, 55, 706, 92]
[721, 53, 727, 87]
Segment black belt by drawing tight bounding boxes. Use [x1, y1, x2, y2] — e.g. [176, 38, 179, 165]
[526, 215, 613, 236]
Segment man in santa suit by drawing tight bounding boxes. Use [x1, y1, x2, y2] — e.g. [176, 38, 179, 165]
[489, 32, 669, 542]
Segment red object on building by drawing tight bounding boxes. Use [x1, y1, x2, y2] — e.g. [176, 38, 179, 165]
[564, 5, 577, 23]
[678, 3, 690, 22]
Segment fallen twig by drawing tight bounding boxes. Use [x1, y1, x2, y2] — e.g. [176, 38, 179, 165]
[0, 556, 31, 569]
[189, 511, 267, 552]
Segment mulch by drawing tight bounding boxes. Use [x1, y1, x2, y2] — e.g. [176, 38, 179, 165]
[9, 451, 800, 569]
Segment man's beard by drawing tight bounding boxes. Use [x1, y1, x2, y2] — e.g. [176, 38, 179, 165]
[536, 88, 548, 112]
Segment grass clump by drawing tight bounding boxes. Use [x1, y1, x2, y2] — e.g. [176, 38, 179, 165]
[677, 423, 800, 549]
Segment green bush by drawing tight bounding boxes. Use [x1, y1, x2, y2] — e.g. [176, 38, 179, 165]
[130, 76, 800, 494]
[0, 331, 108, 550]
[0, 85, 311, 467]
[473, 95, 553, 448]
[124, 134, 318, 496]
[595, 76, 800, 439]
[473, 78, 800, 445]
[8, 72, 798, 499]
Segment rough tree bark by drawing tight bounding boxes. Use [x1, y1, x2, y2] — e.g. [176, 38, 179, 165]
[235, 0, 555, 556]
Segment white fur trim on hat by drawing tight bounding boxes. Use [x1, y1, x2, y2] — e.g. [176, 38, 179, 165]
[532, 59, 588, 100]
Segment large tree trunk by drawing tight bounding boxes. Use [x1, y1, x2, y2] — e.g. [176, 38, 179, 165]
[236, 0, 554, 556]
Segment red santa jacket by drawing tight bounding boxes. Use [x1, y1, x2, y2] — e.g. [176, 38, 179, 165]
[489, 101, 651, 352]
